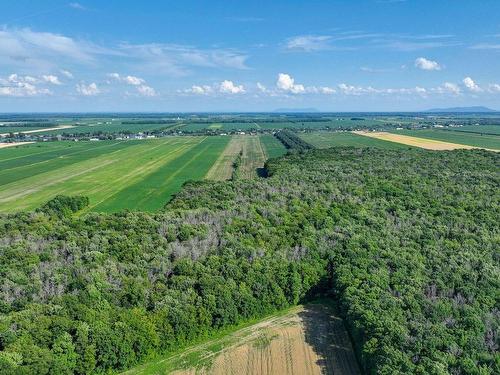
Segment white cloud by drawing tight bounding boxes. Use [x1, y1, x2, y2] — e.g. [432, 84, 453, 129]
[276, 73, 305, 94]
[76, 82, 100, 96]
[182, 85, 214, 95]
[108, 73, 145, 86]
[463, 77, 482, 92]
[414, 57, 441, 71]
[256, 82, 267, 93]
[69, 2, 86, 10]
[124, 75, 145, 85]
[136, 85, 157, 96]
[318, 86, 336, 94]
[286, 35, 332, 52]
[434, 82, 461, 95]
[118, 43, 249, 76]
[488, 83, 500, 93]
[219, 80, 245, 94]
[0, 75, 51, 96]
[42, 75, 61, 85]
[60, 70, 73, 79]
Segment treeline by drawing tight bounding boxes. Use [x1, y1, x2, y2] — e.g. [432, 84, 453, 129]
[0, 148, 498, 374]
[274, 130, 314, 151]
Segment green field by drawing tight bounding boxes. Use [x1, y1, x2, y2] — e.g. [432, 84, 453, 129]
[0, 137, 229, 212]
[260, 134, 288, 158]
[445, 125, 500, 135]
[390, 129, 500, 150]
[299, 131, 413, 149]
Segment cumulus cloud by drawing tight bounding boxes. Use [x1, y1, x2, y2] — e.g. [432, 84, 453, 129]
[181, 80, 245, 95]
[414, 57, 441, 71]
[488, 83, 500, 93]
[42, 75, 61, 85]
[183, 85, 214, 95]
[256, 82, 267, 93]
[285, 35, 332, 52]
[276, 73, 305, 94]
[60, 70, 73, 79]
[462, 77, 482, 92]
[136, 85, 157, 97]
[76, 82, 100, 96]
[219, 80, 245, 94]
[107, 73, 158, 96]
[108, 73, 145, 85]
[434, 82, 461, 95]
[0, 74, 52, 96]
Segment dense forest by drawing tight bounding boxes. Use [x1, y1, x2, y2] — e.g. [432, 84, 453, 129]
[0, 148, 498, 374]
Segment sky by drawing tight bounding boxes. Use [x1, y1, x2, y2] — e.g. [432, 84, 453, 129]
[0, 0, 500, 112]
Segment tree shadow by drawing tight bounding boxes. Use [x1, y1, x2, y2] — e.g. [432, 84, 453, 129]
[256, 167, 268, 178]
[298, 303, 362, 375]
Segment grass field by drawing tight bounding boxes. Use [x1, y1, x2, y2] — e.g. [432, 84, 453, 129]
[0, 137, 229, 213]
[123, 303, 360, 375]
[445, 125, 500, 135]
[390, 129, 500, 150]
[299, 131, 413, 149]
[260, 134, 287, 158]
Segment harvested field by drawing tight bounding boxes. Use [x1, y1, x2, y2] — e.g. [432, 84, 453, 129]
[205, 136, 244, 180]
[205, 135, 268, 180]
[123, 304, 361, 375]
[354, 131, 480, 150]
[239, 135, 267, 178]
[389, 129, 500, 150]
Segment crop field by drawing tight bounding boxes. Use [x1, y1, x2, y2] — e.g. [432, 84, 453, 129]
[206, 135, 286, 180]
[0, 137, 229, 212]
[389, 129, 500, 150]
[260, 134, 287, 158]
[299, 131, 413, 149]
[123, 303, 360, 375]
[354, 131, 481, 150]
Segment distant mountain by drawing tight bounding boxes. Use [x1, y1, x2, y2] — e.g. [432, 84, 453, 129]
[273, 108, 319, 113]
[424, 106, 498, 113]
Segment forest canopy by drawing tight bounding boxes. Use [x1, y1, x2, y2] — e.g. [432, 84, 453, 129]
[0, 147, 498, 374]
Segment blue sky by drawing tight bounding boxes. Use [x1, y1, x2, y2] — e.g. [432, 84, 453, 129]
[1, 0, 500, 112]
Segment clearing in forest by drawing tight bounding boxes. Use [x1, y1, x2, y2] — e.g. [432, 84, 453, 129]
[353, 131, 482, 150]
[123, 303, 361, 375]
[205, 135, 268, 180]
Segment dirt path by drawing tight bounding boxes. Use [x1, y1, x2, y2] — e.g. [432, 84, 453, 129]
[124, 304, 361, 375]
[353, 131, 480, 150]
[0, 125, 74, 137]
[0, 142, 34, 149]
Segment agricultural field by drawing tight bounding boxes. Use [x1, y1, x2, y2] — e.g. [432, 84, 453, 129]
[0, 136, 229, 213]
[123, 303, 360, 375]
[445, 124, 500, 135]
[260, 134, 287, 158]
[354, 131, 480, 150]
[206, 135, 286, 180]
[299, 131, 413, 149]
[390, 129, 500, 150]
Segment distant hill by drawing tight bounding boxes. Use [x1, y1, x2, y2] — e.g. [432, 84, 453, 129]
[424, 106, 498, 113]
[273, 108, 319, 113]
